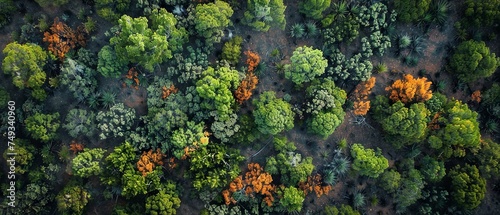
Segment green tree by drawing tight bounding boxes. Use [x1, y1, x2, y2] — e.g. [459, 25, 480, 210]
[394, 169, 425, 212]
[285, 46, 328, 85]
[279, 186, 305, 213]
[171, 121, 207, 159]
[25, 112, 60, 142]
[60, 58, 98, 102]
[188, 144, 244, 190]
[428, 100, 481, 158]
[378, 169, 401, 193]
[63, 109, 96, 138]
[110, 14, 173, 72]
[243, 0, 286, 31]
[0, 87, 10, 109]
[149, 8, 188, 53]
[196, 66, 240, 121]
[2, 139, 34, 174]
[145, 184, 181, 215]
[252, 91, 295, 135]
[35, 0, 68, 7]
[450, 40, 499, 83]
[193, 0, 233, 43]
[121, 168, 149, 197]
[97, 45, 128, 78]
[2, 42, 50, 100]
[95, 0, 131, 22]
[463, 0, 500, 27]
[305, 79, 347, 115]
[221, 36, 243, 65]
[350, 143, 388, 178]
[299, 0, 330, 19]
[56, 184, 91, 215]
[308, 109, 345, 139]
[0, 0, 15, 28]
[394, 0, 432, 22]
[475, 139, 500, 179]
[96, 103, 136, 140]
[324, 204, 360, 215]
[448, 164, 486, 210]
[379, 102, 430, 148]
[71, 148, 106, 178]
[419, 156, 446, 182]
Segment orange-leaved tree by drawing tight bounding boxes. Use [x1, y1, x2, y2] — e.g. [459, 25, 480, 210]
[235, 50, 260, 104]
[471, 90, 481, 103]
[43, 17, 86, 60]
[137, 149, 164, 176]
[245, 50, 261, 73]
[352, 77, 376, 116]
[298, 174, 332, 198]
[222, 163, 276, 206]
[162, 84, 179, 99]
[385, 74, 432, 104]
[69, 140, 84, 154]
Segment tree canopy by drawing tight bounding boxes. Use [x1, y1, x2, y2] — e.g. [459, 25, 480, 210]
[252, 91, 295, 135]
[350, 144, 388, 178]
[285, 46, 328, 85]
[450, 40, 499, 83]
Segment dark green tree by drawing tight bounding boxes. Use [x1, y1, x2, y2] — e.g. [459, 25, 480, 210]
[463, 0, 500, 27]
[448, 164, 486, 210]
[97, 45, 128, 78]
[450, 40, 499, 83]
[2, 139, 34, 174]
[378, 169, 401, 193]
[56, 184, 91, 215]
[308, 109, 345, 139]
[419, 156, 446, 182]
[252, 91, 295, 135]
[394, 169, 425, 212]
[394, 0, 432, 22]
[0, 0, 15, 28]
[25, 112, 60, 142]
[475, 139, 500, 179]
[63, 109, 96, 138]
[95, 0, 131, 22]
[324, 204, 360, 215]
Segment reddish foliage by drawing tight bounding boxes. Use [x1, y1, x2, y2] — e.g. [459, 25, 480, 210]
[471, 90, 481, 103]
[43, 17, 86, 60]
[385, 74, 433, 104]
[69, 140, 84, 154]
[234, 50, 261, 104]
[298, 174, 332, 198]
[123, 67, 140, 90]
[244, 50, 261, 73]
[162, 84, 179, 99]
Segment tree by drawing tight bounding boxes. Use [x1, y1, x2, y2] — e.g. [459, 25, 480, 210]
[252, 91, 295, 135]
[378, 169, 401, 193]
[474, 139, 500, 179]
[419, 156, 446, 182]
[97, 45, 128, 78]
[110, 14, 173, 72]
[450, 40, 499, 83]
[352, 77, 376, 116]
[394, 169, 425, 212]
[25, 112, 60, 142]
[305, 79, 347, 115]
[243, 0, 286, 31]
[448, 164, 486, 210]
[428, 100, 481, 158]
[379, 102, 430, 148]
[171, 121, 209, 159]
[72, 148, 106, 178]
[235, 50, 261, 104]
[196, 66, 240, 120]
[43, 18, 86, 60]
[104, 142, 136, 174]
[285, 46, 328, 85]
[193, 0, 233, 43]
[0, 0, 15, 29]
[278, 186, 305, 213]
[385, 74, 433, 104]
[63, 109, 96, 138]
[308, 109, 345, 139]
[145, 184, 181, 215]
[2, 42, 50, 100]
[187, 144, 244, 190]
[96, 103, 136, 140]
[463, 0, 500, 27]
[299, 0, 330, 19]
[223, 163, 276, 206]
[56, 184, 91, 215]
[350, 144, 388, 178]
[394, 0, 432, 22]
[2, 139, 34, 174]
[95, 0, 131, 22]
[35, 0, 68, 7]
[324, 204, 360, 215]
[137, 149, 164, 176]
[149, 8, 188, 53]
[0, 87, 10, 109]
[60, 58, 98, 102]
[221, 36, 243, 65]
